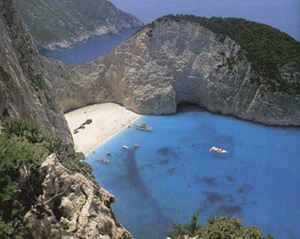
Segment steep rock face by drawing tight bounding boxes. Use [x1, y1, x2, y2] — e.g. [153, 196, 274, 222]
[16, 0, 143, 49]
[23, 154, 132, 239]
[44, 18, 300, 126]
[0, 0, 72, 143]
[42, 57, 115, 113]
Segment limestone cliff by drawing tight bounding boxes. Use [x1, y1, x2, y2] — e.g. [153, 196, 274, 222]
[0, 0, 72, 143]
[23, 154, 131, 239]
[16, 0, 143, 50]
[45, 15, 300, 126]
[0, 1, 132, 238]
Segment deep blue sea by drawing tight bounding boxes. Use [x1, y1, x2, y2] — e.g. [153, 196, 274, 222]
[40, 27, 141, 64]
[87, 107, 300, 239]
[40, 0, 299, 66]
[40, 1, 300, 238]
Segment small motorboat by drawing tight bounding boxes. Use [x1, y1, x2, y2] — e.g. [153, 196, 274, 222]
[96, 158, 109, 163]
[134, 143, 140, 148]
[107, 152, 112, 156]
[135, 123, 152, 131]
[122, 145, 130, 150]
[209, 146, 229, 154]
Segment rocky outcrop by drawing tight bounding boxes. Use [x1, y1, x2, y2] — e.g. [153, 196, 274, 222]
[16, 0, 143, 50]
[44, 17, 300, 126]
[0, 0, 72, 143]
[23, 154, 131, 239]
[42, 56, 115, 113]
[0, 1, 131, 238]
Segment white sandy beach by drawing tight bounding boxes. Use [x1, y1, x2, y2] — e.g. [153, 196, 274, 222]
[65, 103, 141, 156]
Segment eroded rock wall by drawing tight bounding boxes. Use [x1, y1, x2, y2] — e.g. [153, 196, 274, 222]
[23, 154, 132, 239]
[0, 0, 72, 142]
[44, 19, 300, 126]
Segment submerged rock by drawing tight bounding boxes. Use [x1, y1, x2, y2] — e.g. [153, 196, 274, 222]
[23, 154, 131, 239]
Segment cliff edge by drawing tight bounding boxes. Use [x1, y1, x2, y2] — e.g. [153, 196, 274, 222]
[45, 15, 300, 126]
[23, 154, 131, 239]
[0, 0, 72, 143]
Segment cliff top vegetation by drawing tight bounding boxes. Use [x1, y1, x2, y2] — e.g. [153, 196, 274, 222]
[150, 15, 300, 94]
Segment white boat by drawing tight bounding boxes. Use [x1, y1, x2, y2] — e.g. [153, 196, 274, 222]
[209, 146, 229, 154]
[96, 158, 109, 163]
[122, 145, 130, 150]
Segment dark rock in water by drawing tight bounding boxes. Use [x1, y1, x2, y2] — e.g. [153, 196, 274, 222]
[157, 147, 178, 157]
[237, 183, 254, 193]
[227, 176, 235, 182]
[44, 15, 300, 126]
[167, 168, 175, 175]
[203, 177, 218, 186]
[218, 205, 243, 216]
[204, 191, 234, 204]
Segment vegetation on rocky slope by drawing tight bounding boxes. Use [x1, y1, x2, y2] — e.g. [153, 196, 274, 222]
[168, 213, 274, 239]
[16, 0, 143, 47]
[153, 15, 300, 94]
[0, 119, 93, 239]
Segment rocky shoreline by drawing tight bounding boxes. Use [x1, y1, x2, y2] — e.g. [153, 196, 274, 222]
[16, 0, 144, 50]
[39, 25, 142, 51]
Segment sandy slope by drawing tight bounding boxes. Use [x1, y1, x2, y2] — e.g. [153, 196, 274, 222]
[65, 103, 141, 156]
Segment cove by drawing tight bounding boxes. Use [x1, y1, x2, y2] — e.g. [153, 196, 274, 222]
[87, 106, 300, 239]
[39, 10, 300, 239]
[39, 27, 141, 65]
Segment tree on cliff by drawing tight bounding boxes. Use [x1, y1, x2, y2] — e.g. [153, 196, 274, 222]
[168, 213, 274, 239]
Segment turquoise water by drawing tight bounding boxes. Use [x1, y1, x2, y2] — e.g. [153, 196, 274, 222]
[40, 3, 300, 237]
[87, 106, 300, 239]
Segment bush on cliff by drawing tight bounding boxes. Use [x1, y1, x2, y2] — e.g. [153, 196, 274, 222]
[168, 213, 274, 239]
[0, 119, 93, 238]
[155, 15, 300, 94]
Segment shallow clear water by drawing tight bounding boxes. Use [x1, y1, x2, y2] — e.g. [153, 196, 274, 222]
[87, 106, 300, 239]
[39, 27, 141, 65]
[40, 2, 300, 238]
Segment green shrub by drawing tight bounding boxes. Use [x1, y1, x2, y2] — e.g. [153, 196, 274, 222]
[168, 213, 274, 239]
[0, 119, 93, 238]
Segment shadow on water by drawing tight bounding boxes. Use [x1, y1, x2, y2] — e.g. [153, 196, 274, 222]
[122, 148, 173, 237]
[89, 104, 300, 239]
